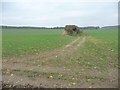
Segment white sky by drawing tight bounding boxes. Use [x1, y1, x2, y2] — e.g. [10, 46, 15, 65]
[1, 0, 119, 27]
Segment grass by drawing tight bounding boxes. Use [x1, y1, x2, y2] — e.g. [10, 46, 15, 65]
[83, 29, 118, 69]
[84, 28, 118, 51]
[2, 28, 77, 58]
[3, 28, 118, 69]
[40, 28, 116, 69]
[2, 27, 118, 87]
[32, 28, 118, 72]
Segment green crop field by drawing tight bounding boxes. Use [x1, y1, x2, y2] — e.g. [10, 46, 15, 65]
[2, 27, 118, 88]
[2, 28, 77, 58]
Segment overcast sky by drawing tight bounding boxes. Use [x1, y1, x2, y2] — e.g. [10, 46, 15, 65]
[1, 0, 119, 27]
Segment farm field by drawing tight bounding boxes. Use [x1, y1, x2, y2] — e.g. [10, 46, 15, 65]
[2, 28, 118, 88]
[2, 28, 77, 58]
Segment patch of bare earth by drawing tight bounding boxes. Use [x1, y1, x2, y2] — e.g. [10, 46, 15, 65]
[2, 36, 118, 88]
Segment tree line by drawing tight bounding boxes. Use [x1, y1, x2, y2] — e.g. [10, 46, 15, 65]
[1, 26, 100, 30]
